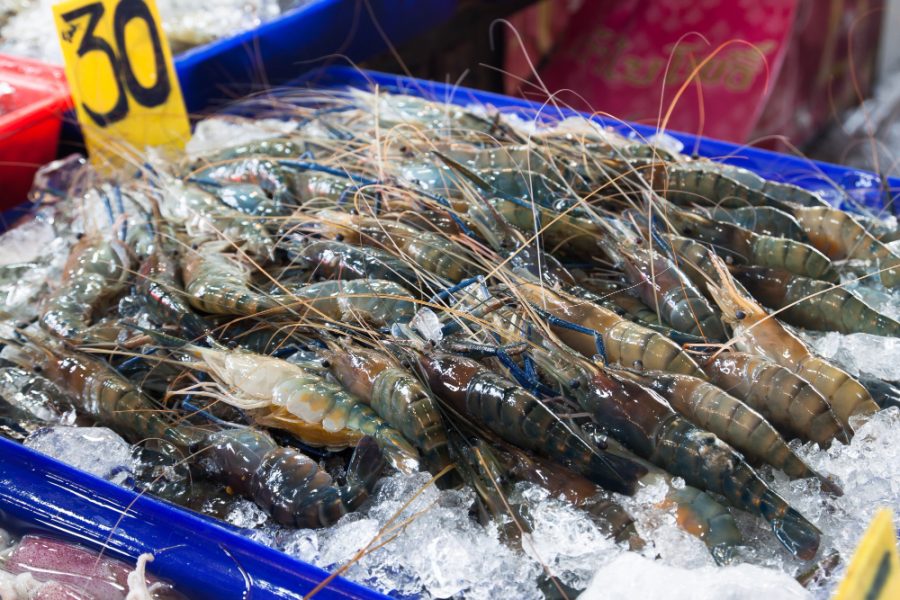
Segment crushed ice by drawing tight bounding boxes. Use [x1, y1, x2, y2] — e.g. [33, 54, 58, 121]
[3, 167, 900, 597]
[186, 117, 299, 158]
[25, 426, 135, 485]
[242, 280, 900, 599]
[580, 554, 808, 600]
[240, 406, 900, 599]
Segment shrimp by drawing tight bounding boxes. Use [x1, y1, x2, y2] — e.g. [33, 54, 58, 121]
[603, 438, 742, 563]
[253, 406, 365, 451]
[664, 234, 720, 295]
[181, 241, 282, 317]
[183, 344, 420, 473]
[495, 444, 644, 550]
[5, 333, 200, 450]
[284, 279, 417, 326]
[351, 88, 500, 133]
[661, 161, 826, 210]
[40, 235, 131, 342]
[628, 371, 841, 494]
[193, 158, 301, 217]
[413, 350, 648, 495]
[516, 281, 706, 377]
[159, 182, 273, 259]
[702, 352, 849, 447]
[612, 240, 726, 340]
[137, 238, 212, 340]
[857, 375, 900, 411]
[282, 238, 419, 287]
[314, 210, 472, 282]
[706, 255, 879, 430]
[490, 197, 606, 259]
[573, 280, 710, 346]
[707, 206, 807, 241]
[323, 341, 456, 484]
[733, 266, 900, 337]
[666, 207, 839, 283]
[19, 325, 385, 528]
[196, 137, 310, 162]
[580, 280, 662, 325]
[792, 206, 900, 287]
[530, 343, 821, 559]
[448, 433, 528, 548]
[203, 429, 384, 528]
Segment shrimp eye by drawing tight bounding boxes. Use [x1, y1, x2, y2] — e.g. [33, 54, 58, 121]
[735, 310, 747, 320]
[75, 232, 85, 240]
[400, 359, 411, 369]
[33, 365, 42, 373]
[320, 359, 330, 368]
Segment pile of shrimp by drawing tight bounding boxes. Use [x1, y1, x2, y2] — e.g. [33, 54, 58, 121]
[3, 86, 900, 598]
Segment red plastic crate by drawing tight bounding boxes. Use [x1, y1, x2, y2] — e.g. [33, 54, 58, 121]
[0, 54, 71, 210]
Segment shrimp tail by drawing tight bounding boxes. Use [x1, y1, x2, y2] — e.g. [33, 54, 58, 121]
[816, 474, 844, 497]
[130, 324, 191, 348]
[346, 436, 386, 488]
[581, 451, 648, 496]
[769, 499, 822, 561]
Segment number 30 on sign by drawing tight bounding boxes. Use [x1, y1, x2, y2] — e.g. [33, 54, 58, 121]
[53, 0, 190, 168]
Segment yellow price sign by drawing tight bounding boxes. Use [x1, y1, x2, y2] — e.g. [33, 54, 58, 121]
[834, 509, 900, 600]
[53, 0, 190, 170]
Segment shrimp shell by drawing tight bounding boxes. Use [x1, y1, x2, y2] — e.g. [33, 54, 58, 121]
[733, 266, 900, 337]
[326, 343, 455, 484]
[40, 236, 131, 342]
[634, 371, 840, 494]
[203, 429, 384, 528]
[517, 282, 705, 377]
[706, 255, 879, 430]
[703, 352, 849, 447]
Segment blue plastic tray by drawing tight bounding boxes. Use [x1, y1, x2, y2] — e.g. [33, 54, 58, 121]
[294, 66, 900, 216]
[175, 0, 456, 115]
[0, 436, 389, 600]
[4, 66, 900, 600]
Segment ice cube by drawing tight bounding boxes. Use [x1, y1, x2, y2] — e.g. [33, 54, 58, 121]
[277, 529, 320, 564]
[579, 553, 810, 599]
[0, 218, 56, 266]
[223, 499, 270, 530]
[410, 307, 443, 342]
[802, 331, 900, 381]
[187, 117, 298, 158]
[25, 427, 134, 485]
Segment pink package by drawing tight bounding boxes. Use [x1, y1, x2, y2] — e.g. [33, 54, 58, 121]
[505, 0, 798, 143]
[6, 535, 149, 600]
[32, 581, 93, 600]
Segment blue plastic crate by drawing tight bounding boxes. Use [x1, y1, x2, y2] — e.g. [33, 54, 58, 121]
[175, 0, 456, 115]
[4, 66, 900, 600]
[0, 436, 389, 600]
